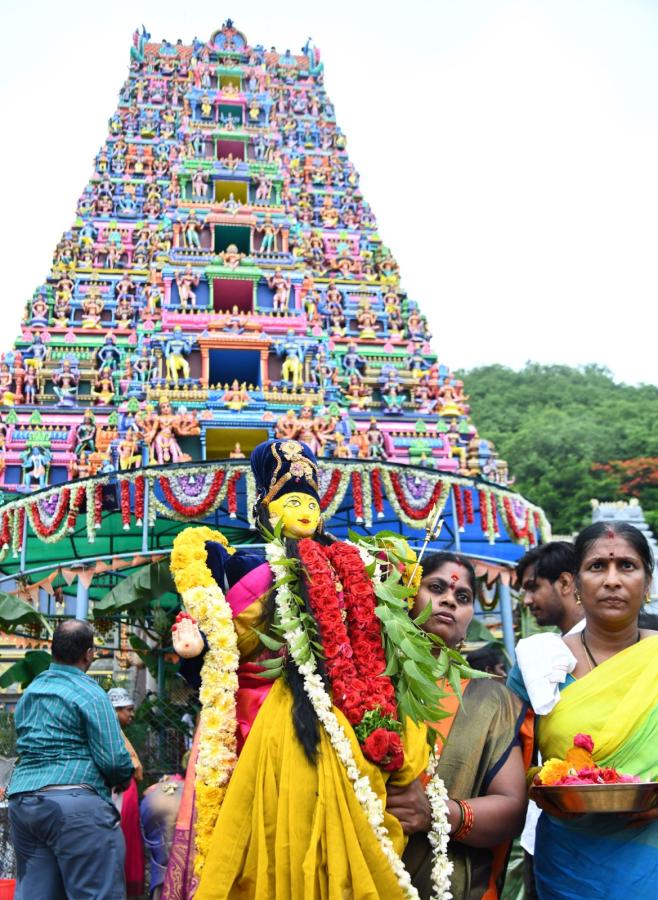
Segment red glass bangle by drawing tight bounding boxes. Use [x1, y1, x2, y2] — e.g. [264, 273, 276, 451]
[453, 799, 474, 841]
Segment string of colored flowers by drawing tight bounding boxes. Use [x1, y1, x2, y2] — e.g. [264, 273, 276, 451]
[170, 526, 239, 878]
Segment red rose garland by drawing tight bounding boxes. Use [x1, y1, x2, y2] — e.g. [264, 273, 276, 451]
[298, 538, 403, 770]
[351, 471, 364, 521]
[319, 469, 343, 511]
[160, 470, 225, 518]
[370, 468, 384, 517]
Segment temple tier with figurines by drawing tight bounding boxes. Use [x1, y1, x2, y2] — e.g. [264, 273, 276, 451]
[0, 22, 549, 643]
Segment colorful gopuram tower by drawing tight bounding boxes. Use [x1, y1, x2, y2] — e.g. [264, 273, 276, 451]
[0, 22, 549, 585]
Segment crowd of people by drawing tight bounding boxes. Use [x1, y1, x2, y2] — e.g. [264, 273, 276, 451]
[4, 439, 657, 899]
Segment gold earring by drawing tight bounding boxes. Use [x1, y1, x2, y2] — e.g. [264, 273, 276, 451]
[575, 591, 582, 605]
[645, 593, 651, 605]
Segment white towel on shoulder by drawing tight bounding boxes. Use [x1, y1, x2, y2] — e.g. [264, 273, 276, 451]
[515, 632, 577, 715]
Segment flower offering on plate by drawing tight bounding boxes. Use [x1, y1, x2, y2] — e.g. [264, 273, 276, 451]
[530, 733, 658, 814]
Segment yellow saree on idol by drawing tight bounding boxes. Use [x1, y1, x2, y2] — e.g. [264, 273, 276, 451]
[509, 522, 658, 899]
[164, 439, 468, 900]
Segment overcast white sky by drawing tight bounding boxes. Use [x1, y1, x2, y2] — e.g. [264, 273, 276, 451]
[1, 0, 657, 385]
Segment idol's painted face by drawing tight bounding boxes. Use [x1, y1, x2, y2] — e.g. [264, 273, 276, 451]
[267, 492, 321, 538]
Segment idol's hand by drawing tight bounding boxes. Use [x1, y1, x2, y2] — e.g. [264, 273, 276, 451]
[172, 612, 204, 658]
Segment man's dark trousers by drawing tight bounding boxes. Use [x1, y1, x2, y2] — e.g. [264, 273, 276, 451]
[9, 786, 126, 899]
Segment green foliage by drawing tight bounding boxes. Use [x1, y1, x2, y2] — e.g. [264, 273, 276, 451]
[94, 559, 176, 615]
[0, 650, 51, 689]
[0, 593, 48, 631]
[458, 364, 658, 533]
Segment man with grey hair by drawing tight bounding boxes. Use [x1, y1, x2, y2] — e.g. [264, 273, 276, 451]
[8, 619, 134, 899]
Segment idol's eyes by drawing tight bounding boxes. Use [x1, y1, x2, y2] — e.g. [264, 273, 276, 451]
[284, 498, 302, 508]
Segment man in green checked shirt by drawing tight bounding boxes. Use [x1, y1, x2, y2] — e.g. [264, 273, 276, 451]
[7, 619, 135, 899]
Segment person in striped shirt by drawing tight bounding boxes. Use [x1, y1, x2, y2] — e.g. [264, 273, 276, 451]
[8, 619, 134, 899]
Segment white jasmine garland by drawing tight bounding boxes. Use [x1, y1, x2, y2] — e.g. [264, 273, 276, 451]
[425, 753, 454, 900]
[267, 539, 426, 900]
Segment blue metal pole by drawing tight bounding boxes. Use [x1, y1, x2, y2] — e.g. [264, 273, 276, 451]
[498, 581, 516, 663]
[75, 573, 90, 621]
[450, 488, 461, 552]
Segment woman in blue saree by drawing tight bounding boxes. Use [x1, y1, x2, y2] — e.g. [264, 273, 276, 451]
[508, 521, 658, 899]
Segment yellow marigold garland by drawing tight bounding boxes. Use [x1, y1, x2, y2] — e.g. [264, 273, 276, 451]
[170, 526, 238, 877]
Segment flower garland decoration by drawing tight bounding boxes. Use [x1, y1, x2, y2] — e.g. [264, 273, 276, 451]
[351, 471, 365, 522]
[361, 468, 373, 528]
[319, 467, 351, 519]
[27, 488, 71, 542]
[371, 468, 385, 517]
[67, 486, 86, 532]
[265, 538, 422, 899]
[120, 481, 131, 529]
[298, 539, 403, 768]
[227, 472, 241, 518]
[463, 488, 474, 525]
[453, 486, 465, 532]
[170, 526, 239, 878]
[159, 470, 226, 520]
[425, 753, 454, 900]
[382, 469, 450, 527]
[478, 490, 496, 543]
[498, 496, 534, 546]
[134, 475, 145, 525]
[319, 468, 343, 510]
[0, 512, 10, 550]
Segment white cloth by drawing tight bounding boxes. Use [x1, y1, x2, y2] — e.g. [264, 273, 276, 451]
[515, 632, 577, 716]
[517, 625, 582, 854]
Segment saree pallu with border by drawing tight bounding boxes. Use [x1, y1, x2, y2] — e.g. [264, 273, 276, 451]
[404, 678, 529, 900]
[534, 635, 658, 900]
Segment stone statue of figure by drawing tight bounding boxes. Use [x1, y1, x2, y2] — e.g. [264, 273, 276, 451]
[74, 410, 97, 457]
[140, 398, 199, 465]
[275, 331, 304, 388]
[165, 327, 192, 384]
[175, 266, 200, 308]
[52, 359, 80, 407]
[131, 25, 151, 64]
[21, 444, 52, 488]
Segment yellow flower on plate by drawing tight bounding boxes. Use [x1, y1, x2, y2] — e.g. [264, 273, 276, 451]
[538, 758, 572, 785]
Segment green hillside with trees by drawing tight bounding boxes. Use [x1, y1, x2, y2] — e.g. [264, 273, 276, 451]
[457, 364, 658, 534]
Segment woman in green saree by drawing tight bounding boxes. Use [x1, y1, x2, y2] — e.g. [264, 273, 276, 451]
[508, 521, 658, 899]
[387, 552, 529, 899]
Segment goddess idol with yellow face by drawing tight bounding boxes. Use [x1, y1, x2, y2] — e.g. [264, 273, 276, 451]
[169, 439, 442, 900]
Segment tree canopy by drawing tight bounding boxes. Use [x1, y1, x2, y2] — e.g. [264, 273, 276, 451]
[458, 363, 658, 533]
